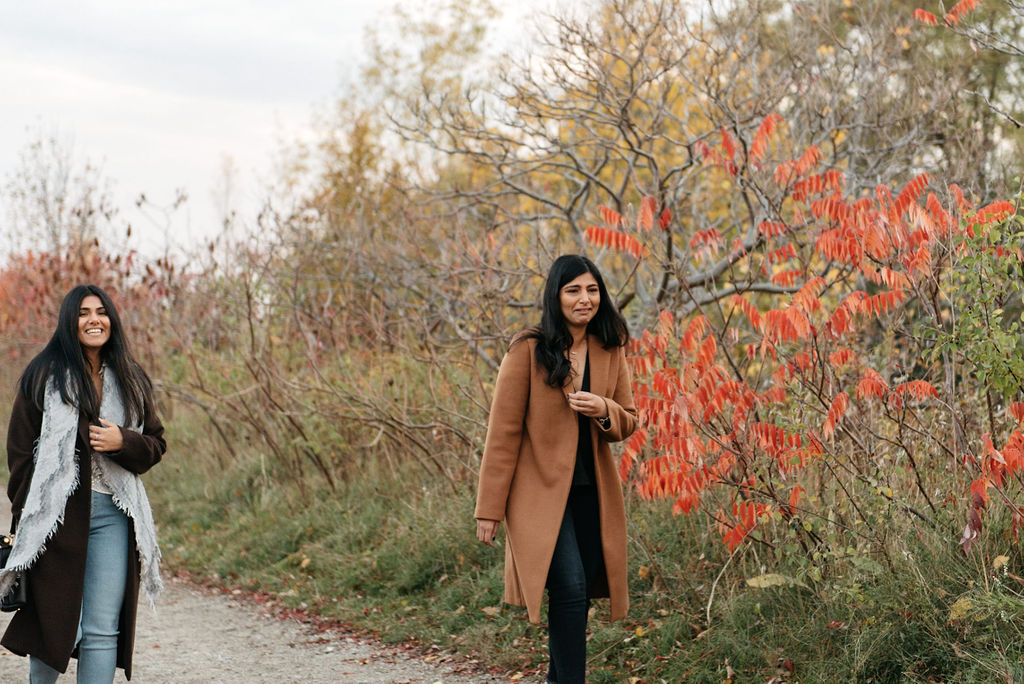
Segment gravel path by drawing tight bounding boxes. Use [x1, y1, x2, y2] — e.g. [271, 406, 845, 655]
[0, 576, 523, 683]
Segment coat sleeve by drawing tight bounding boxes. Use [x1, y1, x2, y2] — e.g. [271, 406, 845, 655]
[474, 339, 532, 522]
[108, 400, 166, 475]
[596, 345, 638, 444]
[6, 391, 42, 521]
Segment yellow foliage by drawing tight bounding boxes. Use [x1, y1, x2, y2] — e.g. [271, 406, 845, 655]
[948, 597, 973, 622]
[746, 573, 808, 589]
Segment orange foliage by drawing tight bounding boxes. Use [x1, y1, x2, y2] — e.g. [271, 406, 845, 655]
[0, 246, 175, 385]
[721, 500, 771, 551]
[944, 0, 981, 24]
[771, 269, 804, 287]
[895, 379, 939, 402]
[792, 174, 830, 201]
[766, 242, 797, 264]
[689, 228, 724, 253]
[894, 173, 931, 218]
[658, 207, 672, 231]
[828, 348, 855, 368]
[792, 276, 826, 314]
[856, 368, 889, 400]
[600, 111, 1021, 555]
[679, 315, 710, 355]
[762, 307, 811, 344]
[696, 140, 738, 177]
[966, 201, 1016, 237]
[721, 127, 737, 160]
[862, 266, 911, 291]
[730, 294, 762, 329]
[823, 392, 850, 438]
[816, 227, 863, 266]
[758, 221, 788, 239]
[749, 113, 782, 164]
[599, 205, 625, 228]
[585, 225, 648, 259]
[788, 486, 805, 513]
[637, 196, 658, 232]
[862, 290, 906, 316]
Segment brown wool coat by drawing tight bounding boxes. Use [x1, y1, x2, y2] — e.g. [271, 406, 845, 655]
[475, 334, 637, 623]
[2, 390, 166, 679]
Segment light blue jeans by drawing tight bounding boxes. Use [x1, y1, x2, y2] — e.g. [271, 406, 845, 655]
[29, 491, 131, 684]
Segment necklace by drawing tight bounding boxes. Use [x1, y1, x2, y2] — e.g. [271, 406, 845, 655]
[568, 338, 587, 393]
[89, 362, 104, 400]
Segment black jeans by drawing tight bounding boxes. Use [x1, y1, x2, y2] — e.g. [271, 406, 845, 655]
[546, 486, 602, 684]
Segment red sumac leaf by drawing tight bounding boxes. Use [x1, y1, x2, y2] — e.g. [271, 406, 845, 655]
[895, 379, 938, 402]
[584, 225, 648, 259]
[945, 0, 980, 25]
[658, 207, 672, 231]
[638, 196, 657, 232]
[828, 348, 855, 368]
[750, 113, 782, 164]
[757, 221, 787, 239]
[721, 126, 737, 160]
[599, 205, 624, 228]
[823, 392, 850, 438]
[771, 269, 803, 287]
[857, 368, 889, 400]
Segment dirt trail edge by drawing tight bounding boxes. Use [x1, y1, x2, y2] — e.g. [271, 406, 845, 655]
[0, 575, 527, 683]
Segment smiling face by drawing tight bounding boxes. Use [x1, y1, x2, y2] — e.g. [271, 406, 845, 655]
[78, 294, 111, 352]
[559, 271, 600, 333]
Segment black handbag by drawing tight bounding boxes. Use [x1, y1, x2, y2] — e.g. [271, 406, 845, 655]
[0, 529, 28, 612]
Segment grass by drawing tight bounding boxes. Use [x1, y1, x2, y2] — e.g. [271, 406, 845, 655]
[135, 413, 1024, 681]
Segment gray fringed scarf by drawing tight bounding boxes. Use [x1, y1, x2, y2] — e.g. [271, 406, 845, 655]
[0, 369, 162, 604]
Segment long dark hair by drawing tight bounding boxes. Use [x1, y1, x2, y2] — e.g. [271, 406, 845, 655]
[19, 284, 154, 424]
[522, 254, 629, 387]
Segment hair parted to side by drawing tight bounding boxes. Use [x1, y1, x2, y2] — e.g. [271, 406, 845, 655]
[19, 284, 154, 424]
[521, 254, 629, 387]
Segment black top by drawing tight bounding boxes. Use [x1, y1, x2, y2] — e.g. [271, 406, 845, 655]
[571, 356, 596, 486]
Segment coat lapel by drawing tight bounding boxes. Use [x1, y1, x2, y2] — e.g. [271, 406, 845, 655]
[587, 334, 610, 400]
[78, 414, 91, 451]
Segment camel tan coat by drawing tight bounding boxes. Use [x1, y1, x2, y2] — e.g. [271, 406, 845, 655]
[475, 334, 637, 623]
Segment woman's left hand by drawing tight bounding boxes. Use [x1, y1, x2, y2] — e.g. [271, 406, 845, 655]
[567, 391, 608, 419]
[89, 419, 124, 452]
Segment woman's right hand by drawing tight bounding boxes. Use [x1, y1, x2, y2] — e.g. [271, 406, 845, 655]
[476, 519, 500, 546]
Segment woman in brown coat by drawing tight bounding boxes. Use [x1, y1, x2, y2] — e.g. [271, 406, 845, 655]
[475, 255, 637, 684]
[0, 284, 165, 683]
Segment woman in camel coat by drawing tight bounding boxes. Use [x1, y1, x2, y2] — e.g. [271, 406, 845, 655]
[476, 255, 637, 684]
[1, 285, 165, 683]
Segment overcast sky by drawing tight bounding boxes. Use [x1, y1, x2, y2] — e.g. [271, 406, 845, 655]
[0, 0, 556, 256]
